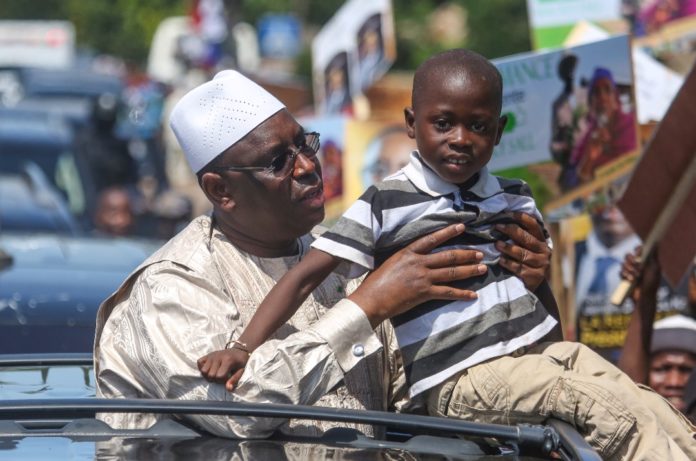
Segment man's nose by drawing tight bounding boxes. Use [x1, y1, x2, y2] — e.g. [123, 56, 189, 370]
[664, 369, 686, 388]
[292, 152, 318, 177]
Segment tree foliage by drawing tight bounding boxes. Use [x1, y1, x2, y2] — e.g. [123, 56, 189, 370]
[0, 0, 187, 65]
[0, 0, 531, 70]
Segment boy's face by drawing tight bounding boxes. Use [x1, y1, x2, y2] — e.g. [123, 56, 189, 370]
[405, 73, 506, 185]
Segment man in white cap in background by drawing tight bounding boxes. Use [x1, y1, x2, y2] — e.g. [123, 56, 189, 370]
[93, 69, 555, 438]
[648, 315, 696, 417]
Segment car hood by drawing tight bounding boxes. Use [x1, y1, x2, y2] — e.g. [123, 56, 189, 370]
[0, 234, 160, 352]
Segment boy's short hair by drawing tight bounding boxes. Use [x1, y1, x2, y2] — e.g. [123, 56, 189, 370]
[411, 49, 503, 113]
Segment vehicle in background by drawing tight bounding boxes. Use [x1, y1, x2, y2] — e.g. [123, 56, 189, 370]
[0, 354, 600, 461]
[0, 234, 160, 354]
[0, 108, 97, 229]
[0, 164, 81, 235]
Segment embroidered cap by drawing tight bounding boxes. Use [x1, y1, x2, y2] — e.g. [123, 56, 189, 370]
[651, 315, 696, 356]
[169, 70, 285, 173]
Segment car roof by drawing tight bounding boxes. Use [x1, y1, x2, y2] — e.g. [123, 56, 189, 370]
[0, 354, 600, 461]
[17, 66, 123, 99]
[0, 109, 73, 145]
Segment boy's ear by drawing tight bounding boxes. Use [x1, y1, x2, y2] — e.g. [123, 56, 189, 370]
[201, 172, 236, 211]
[404, 107, 416, 139]
[495, 114, 508, 145]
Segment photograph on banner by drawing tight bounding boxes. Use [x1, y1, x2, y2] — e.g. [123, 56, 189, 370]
[311, 0, 396, 115]
[525, 0, 624, 49]
[569, 205, 692, 363]
[561, 19, 685, 125]
[341, 119, 416, 206]
[634, 14, 696, 75]
[490, 35, 639, 214]
[299, 115, 348, 220]
[551, 172, 693, 361]
[623, 0, 696, 37]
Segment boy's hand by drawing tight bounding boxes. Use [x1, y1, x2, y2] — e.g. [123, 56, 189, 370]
[494, 212, 551, 291]
[197, 349, 249, 391]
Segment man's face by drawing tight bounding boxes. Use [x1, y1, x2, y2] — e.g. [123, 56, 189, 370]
[222, 110, 325, 244]
[590, 204, 633, 248]
[372, 131, 417, 182]
[649, 350, 696, 412]
[591, 77, 618, 116]
[96, 190, 134, 237]
[405, 72, 505, 185]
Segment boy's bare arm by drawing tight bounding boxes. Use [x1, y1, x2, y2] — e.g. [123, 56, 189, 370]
[198, 248, 341, 390]
[238, 248, 341, 352]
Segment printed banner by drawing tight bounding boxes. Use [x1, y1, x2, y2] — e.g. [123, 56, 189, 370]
[311, 0, 396, 115]
[299, 116, 349, 220]
[491, 35, 639, 203]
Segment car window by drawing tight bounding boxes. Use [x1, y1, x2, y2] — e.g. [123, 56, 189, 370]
[0, 144, 87, 217]
[55, 150, 86, 216]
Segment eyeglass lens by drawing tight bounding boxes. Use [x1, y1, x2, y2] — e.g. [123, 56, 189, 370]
[270, 133, 320, 175]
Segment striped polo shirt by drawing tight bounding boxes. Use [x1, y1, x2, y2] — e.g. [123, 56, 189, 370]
[312, 152, 557, 397]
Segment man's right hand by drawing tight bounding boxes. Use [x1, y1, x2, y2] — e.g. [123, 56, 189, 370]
[348, 224, 487, 328]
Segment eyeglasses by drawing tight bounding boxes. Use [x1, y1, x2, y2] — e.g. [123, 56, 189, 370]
[214, 132, 320, 178]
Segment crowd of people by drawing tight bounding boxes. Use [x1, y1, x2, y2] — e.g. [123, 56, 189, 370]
[91, 47, 696, 459]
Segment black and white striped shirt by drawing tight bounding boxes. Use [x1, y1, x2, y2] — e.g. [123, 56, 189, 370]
[312, 152, 557, 397]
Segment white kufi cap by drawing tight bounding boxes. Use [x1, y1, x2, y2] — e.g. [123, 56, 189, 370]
[651, 314, 696, 355]
[169, 70, 285, 173]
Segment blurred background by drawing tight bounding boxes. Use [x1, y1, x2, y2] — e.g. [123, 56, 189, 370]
[0, 0, 695, 365]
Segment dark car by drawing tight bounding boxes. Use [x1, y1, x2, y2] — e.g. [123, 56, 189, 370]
[0, 108, 98, 228]
[0, 354, 600, 461]
[0, 165, 81, 235]
[0, 234, 160, 353]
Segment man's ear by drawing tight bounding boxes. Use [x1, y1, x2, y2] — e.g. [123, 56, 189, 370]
[201, 172, 236, 211]
[404, 107, 416, 139]
[495, 114, 508, 145]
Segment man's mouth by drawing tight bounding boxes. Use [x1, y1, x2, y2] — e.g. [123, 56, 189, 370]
[445, 157, 470, 165]
[299, 185, 325, 206]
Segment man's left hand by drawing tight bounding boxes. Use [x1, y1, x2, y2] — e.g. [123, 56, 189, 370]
[494, 212, 551, 291]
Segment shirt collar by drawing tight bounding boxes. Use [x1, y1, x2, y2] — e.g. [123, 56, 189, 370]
[402, 151, 502, 198]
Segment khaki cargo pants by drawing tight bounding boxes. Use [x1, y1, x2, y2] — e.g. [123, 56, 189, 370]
[427, 341, 696, 460]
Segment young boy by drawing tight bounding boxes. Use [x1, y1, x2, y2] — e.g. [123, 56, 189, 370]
[198, 50, 696, 459]
[198, 48, 558, 397]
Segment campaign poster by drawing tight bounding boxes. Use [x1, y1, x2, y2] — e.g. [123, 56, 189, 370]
[311, 0, 396, 115]
[299, 116, 348, 221]
[526, 0, 623, 49]
[342, 119, 416, 206]
[568, 201, 692, 363]
[490, 35, 640, 204]
[634, 14, 696, 75]
[625, 0, 696, 37]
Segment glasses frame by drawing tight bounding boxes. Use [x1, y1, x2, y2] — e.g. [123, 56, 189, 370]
[213, 132, 321, 176]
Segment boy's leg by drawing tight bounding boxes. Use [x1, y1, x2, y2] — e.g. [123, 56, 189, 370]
[427, 343, 688, 460]
[540, 341, 696, 458]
